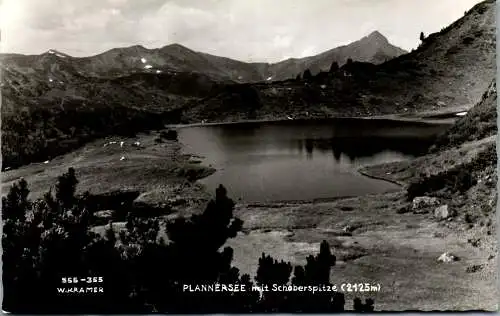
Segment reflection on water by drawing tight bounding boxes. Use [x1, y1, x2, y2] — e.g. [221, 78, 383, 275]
[299, 136, 434, 163]
[178, 119, 451, 202]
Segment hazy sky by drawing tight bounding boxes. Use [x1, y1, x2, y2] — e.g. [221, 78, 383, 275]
[0, 0, 484, 62]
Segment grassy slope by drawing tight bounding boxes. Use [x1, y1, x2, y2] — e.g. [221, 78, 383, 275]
[1, 131, 214, 211]
[431, 80, 497, 151]
[352, 79, 498, 310]
[186, 0, 495, 124]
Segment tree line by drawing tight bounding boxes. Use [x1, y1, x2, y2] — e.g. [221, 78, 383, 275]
[2, 168, 375, 313]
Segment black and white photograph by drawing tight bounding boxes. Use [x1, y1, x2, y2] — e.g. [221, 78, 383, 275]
[0, 0, 497, 313]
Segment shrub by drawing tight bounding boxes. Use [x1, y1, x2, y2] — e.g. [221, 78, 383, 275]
[160, 129, 178, 141]
[464, 212, 479, 224]
[462, 36, 474, 45]
[452, 168, 475, 192]
[406, 161, 480, 201]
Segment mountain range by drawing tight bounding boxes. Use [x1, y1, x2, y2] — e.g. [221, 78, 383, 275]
[0, 30, 406, 84]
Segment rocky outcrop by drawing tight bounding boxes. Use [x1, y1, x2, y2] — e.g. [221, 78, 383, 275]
[434, 205, 451, 220]
[412, 196, 440, 213]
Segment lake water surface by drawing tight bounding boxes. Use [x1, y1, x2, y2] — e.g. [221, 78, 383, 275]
[178, 118, 452, 202]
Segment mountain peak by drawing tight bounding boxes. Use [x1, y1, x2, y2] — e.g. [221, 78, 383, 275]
[365, 30, 388, 42]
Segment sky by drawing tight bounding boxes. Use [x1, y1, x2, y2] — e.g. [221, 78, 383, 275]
[0, 0, 484, 63]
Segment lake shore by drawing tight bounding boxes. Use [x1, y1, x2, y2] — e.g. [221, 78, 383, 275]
[167, 111, 459, 130]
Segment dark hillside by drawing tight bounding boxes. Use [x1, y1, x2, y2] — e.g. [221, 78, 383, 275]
[0, 69, 222, 170]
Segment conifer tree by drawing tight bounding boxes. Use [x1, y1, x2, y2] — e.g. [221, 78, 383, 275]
[303, 69, 313, 80]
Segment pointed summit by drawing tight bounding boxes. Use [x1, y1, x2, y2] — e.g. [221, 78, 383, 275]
[365, 31, 389, 43]
[368, 30, 384, 37]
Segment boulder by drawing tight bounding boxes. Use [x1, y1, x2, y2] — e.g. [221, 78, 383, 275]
[434, 205, 450, 220]
[412, 196, 440, 213]
[95, 210, 116, 219]
[437, 252, 459, 263]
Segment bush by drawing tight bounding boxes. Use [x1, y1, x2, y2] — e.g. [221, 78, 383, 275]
[452, 168, 475, 192]
[405, 144, 494, 202]
[464, 212, 480, 224]
[160, 129, 178, 141]
[462, 36, 474, 45]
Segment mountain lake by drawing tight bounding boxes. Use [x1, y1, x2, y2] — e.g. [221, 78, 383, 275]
[177, 118, 453, 203]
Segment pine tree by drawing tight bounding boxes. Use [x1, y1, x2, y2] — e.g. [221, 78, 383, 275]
[303, 69, 312, 80]
[2, 178, 30, 222]
[55, 167, 78, 209]
[329, 61, 339, 73]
